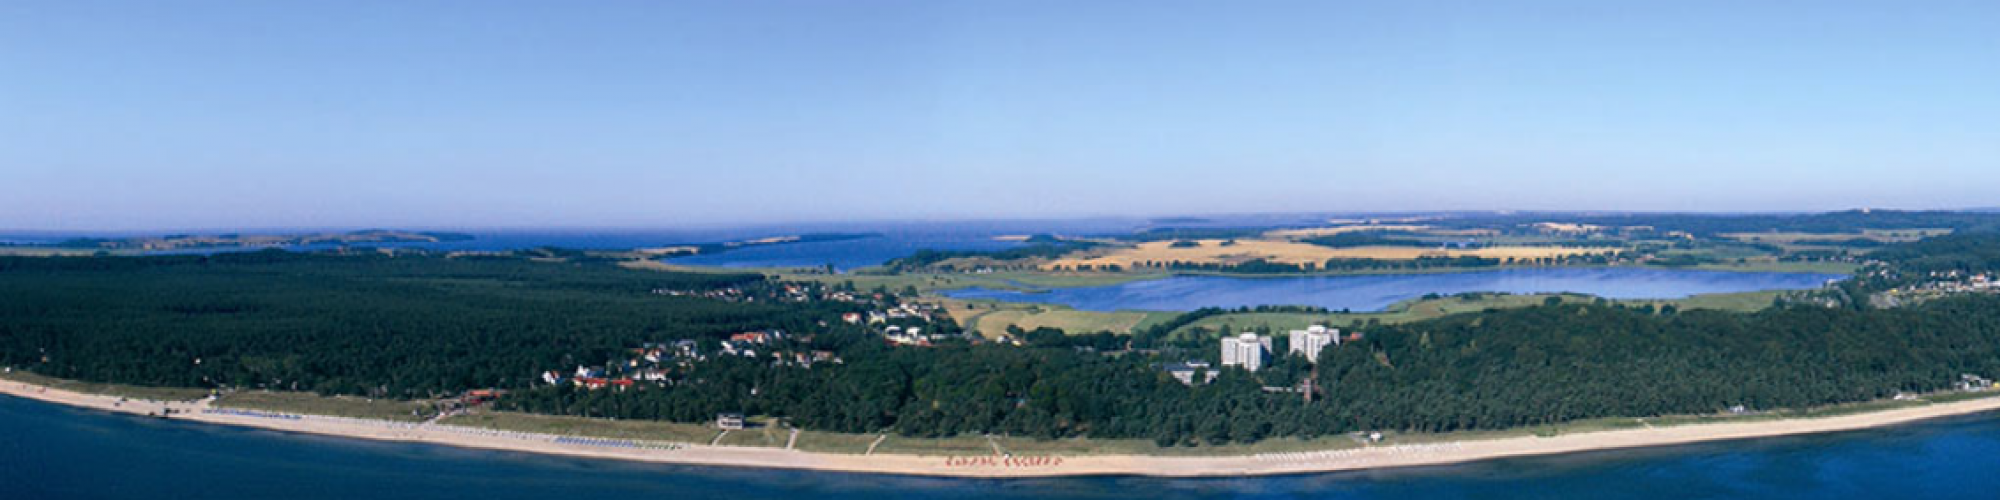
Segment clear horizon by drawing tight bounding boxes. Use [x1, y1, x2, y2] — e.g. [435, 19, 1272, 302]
[3, 207, 1990, 236]
[5, 1, 1998, 231]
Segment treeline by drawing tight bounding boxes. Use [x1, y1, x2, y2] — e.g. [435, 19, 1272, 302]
[1300, 231, 1440, 249]
[885, 239, 1099, 271]
[1013, 326, 1128, 351]
[1123, 227, 1267, 242]
[1130, 305, 1330, 348]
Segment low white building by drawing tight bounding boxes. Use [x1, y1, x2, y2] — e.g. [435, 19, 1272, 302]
[1163, 361, 1218, 385]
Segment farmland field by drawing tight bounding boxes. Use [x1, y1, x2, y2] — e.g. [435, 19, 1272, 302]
[1044, 239, 1607, 269]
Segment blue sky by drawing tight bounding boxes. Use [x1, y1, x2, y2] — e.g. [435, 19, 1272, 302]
[3, 1, 1997, 230]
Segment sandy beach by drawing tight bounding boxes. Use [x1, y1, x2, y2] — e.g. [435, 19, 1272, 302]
[6, 379, 1999, 478]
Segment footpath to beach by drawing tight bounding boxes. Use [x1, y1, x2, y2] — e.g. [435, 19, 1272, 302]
[7, 379, 2000, 478]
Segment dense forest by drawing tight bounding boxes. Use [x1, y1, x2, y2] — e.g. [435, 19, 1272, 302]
[1299, 231, 1442, 248]
[9, 234, 2000, 446]
[0, 250, 847, 397]
[491, 295, 2000, 444]
[885, 237, 1100, 271]
[1867, 233, 2000, 277]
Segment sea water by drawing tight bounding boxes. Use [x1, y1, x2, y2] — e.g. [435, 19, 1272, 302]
[4, 395, 1998, 499]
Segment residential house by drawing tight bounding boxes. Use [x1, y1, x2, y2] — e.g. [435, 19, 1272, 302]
[717, 413, 746, 430]
[1163, 361, 1218, 385]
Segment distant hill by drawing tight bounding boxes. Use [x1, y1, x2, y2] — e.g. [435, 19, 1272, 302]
[45, 229, 473, 251]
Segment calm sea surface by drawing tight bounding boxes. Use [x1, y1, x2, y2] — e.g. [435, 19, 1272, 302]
[4, 395, 1999, 499]
[945, 268, 1845, 312]
[2, 220, 1143, 271]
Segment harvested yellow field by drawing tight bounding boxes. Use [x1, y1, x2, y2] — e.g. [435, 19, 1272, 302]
[1265, 225, 1432, 238]
[1043, 239, 1602, 269]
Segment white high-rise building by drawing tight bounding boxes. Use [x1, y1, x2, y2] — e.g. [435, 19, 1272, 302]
[1220, 332, 1273, 372]
[1288, 325, 1339, 363]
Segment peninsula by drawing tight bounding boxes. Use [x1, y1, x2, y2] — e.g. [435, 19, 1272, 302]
[6, 210, 2000, 478]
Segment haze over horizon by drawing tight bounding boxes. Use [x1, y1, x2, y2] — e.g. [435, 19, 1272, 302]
[5, 1, 1998, 231]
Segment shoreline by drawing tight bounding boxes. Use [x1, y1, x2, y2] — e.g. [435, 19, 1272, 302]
[6, 379, 2000, 478]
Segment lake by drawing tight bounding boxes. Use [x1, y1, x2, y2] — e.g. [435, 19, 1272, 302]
[944, 268, 1846, 312]
[5, 394, 2000, 499]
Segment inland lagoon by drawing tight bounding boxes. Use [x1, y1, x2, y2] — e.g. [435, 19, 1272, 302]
[944, 268, 1845, 312]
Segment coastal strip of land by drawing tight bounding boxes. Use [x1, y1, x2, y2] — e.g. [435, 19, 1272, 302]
[6, 379, 2000, 478]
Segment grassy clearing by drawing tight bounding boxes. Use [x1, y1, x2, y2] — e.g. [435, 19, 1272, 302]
[1365, 293, 1589, 322]
[1179, 312, 1348, 336]
[214, 391, 438, 422]
[715, 418, 791, 448]
[992, 436, 1159, 456]
[1621, 290, 1782, 313]
[943, 298, 1169, 338]
[870, 434, 999, 456]
[1916, 390, 2000, 404]
[441, 411, 721, 444]
[0, 370, 211, 401]
[793, 431, 881, 454]
[996, 434, 1378, 457]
